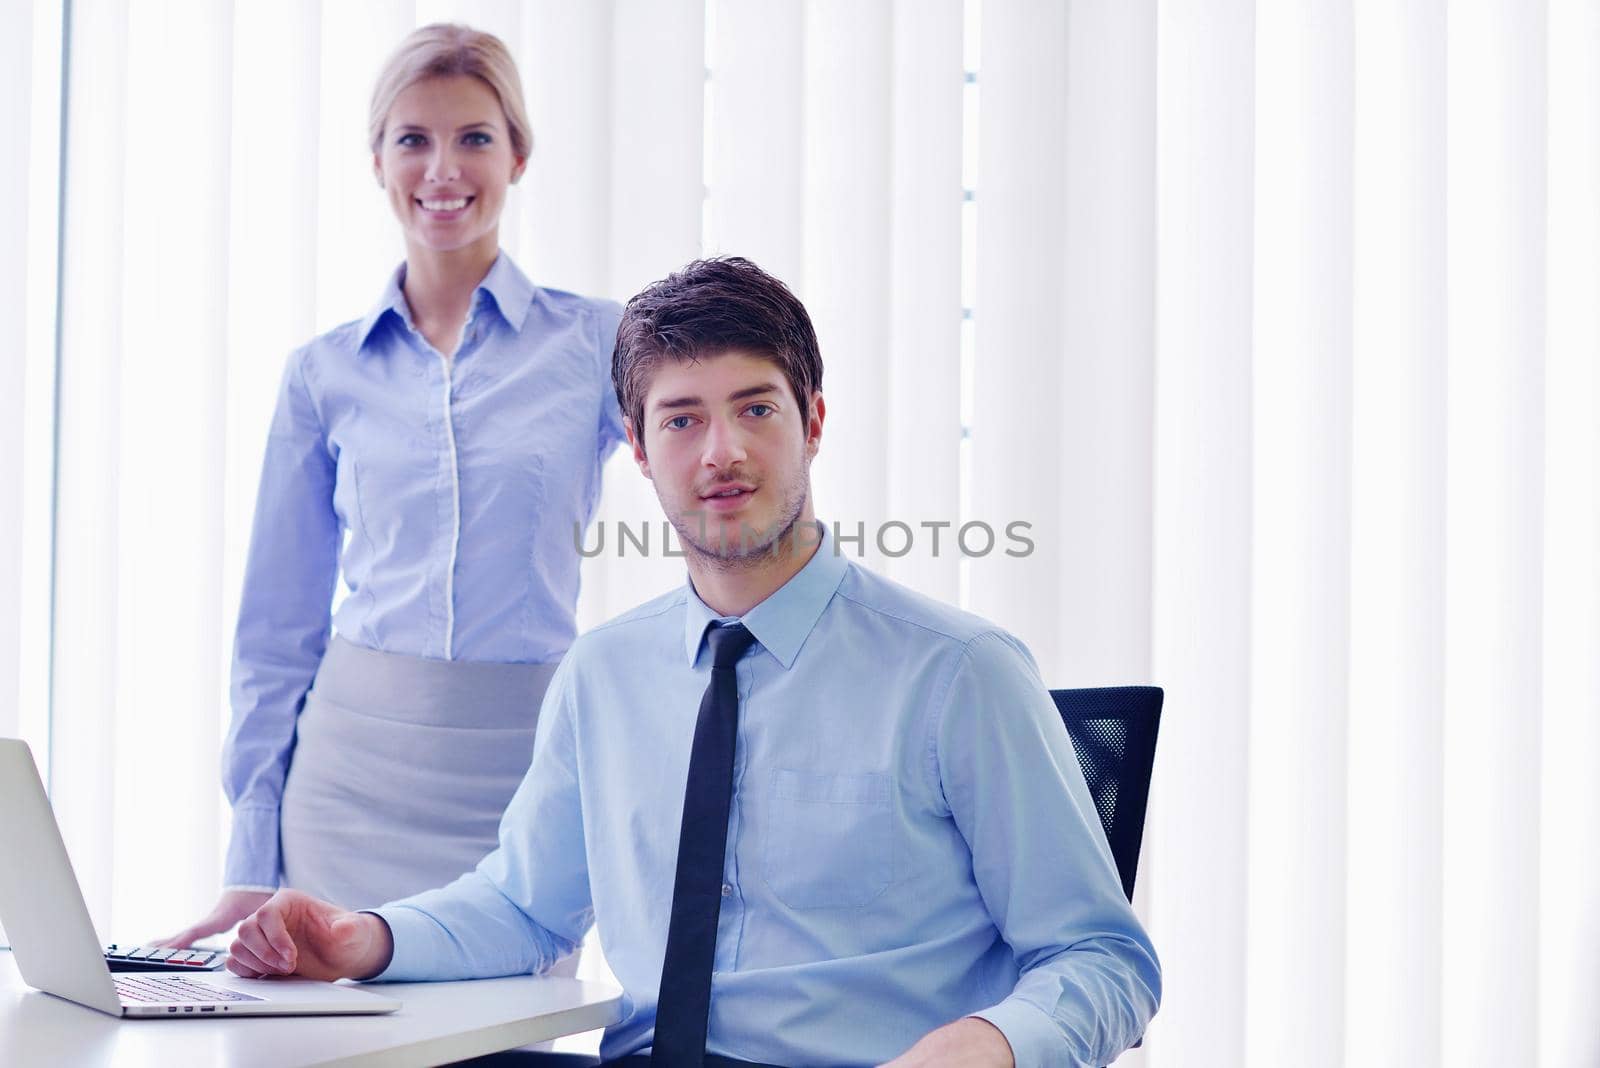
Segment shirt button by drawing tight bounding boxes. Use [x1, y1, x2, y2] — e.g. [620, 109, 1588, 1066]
[721, 883, 733, 897]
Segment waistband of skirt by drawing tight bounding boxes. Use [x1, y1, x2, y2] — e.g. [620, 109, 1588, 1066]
[308, 636, 561, 728]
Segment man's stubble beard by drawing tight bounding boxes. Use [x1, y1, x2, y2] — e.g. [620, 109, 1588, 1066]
[665, 467, 811, 575]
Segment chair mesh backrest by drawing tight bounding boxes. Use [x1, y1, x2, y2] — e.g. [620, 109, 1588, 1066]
[1049, 686, 1164, 901]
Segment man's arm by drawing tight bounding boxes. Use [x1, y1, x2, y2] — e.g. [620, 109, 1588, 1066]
[369, 653, 593, 981]
[932, 631, 1162, 1068]
[232, 656, 593, 983]
[881, 1016, 1015, 1068]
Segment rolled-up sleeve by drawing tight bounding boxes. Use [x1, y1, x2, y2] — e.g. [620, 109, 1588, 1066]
[221, 348, 340, 889]
[938, 632, 1162, 1067]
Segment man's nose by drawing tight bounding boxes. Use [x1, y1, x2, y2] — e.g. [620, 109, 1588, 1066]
[701, 418, 748, 468]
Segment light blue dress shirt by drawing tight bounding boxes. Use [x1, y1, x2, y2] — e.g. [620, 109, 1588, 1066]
[222, 252, 624, 889]
[373, 527, 1161, 1067]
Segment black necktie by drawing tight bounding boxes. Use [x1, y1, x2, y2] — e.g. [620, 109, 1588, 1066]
[652, 623, 758, 1068]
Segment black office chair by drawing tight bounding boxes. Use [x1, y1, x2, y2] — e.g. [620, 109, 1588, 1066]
[1049, 686, 1163, 901]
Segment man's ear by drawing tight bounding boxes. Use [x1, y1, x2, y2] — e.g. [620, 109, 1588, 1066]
[624, 417, 652, 479]
[804, 392, 825, 460]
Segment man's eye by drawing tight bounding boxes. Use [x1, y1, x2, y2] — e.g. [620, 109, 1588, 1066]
[746, 403, 774, 418]
[665, 416, 695, 431]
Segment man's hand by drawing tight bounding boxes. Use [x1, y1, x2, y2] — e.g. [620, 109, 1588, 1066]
[154, 889, 273, 949]
[225, 889, 394, 982]
[880, 1016, 1016, 1068]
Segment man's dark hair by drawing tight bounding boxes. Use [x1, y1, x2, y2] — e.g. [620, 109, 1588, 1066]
[612, 257, 823, 445]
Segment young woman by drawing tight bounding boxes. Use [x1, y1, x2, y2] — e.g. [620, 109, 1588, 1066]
[162, 24, 622, 946]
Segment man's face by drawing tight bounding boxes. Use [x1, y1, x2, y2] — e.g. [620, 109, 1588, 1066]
[626, 350, 824, 567]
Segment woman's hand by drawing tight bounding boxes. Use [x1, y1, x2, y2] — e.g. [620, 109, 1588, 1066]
[225, 889, 395, 982]
[153, 889, 273, 949]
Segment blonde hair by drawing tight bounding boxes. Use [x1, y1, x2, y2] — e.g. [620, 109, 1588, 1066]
[368, 23, 532, 159]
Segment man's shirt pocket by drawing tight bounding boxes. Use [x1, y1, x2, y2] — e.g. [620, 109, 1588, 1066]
[763, 769, 894, 909]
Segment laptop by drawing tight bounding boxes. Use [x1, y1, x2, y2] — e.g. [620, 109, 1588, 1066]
[0, 738, 400, 1018]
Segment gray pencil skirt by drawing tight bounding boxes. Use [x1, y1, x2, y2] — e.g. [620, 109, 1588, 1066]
[279, 636, 560, 912]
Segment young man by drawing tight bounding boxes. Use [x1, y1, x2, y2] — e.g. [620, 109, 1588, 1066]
[227, 258, 1161, 1067]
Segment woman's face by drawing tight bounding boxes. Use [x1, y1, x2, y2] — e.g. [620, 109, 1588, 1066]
[374, 74, 524, 257]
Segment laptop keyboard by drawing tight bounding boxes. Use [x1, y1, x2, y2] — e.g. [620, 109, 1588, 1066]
[115, 974, 264, 1004]
[105, 944, 225, 971]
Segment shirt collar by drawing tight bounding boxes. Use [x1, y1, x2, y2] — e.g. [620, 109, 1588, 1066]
[354, 263, 409, 349]
[353, 251, 537, 351]
[682, 522, 849, 671]
[474, 251, 537, 333]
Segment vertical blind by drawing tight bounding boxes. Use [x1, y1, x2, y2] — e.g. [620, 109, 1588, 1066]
[3, 1, 1595, 1064]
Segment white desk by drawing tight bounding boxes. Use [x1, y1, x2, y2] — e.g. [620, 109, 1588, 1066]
[0, 949, 624, 1067]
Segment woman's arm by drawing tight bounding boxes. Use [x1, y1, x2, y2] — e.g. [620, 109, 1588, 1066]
[162, 350, 338, 949]
[593, 299, 627, 463]
[221, 347, 341, 890]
